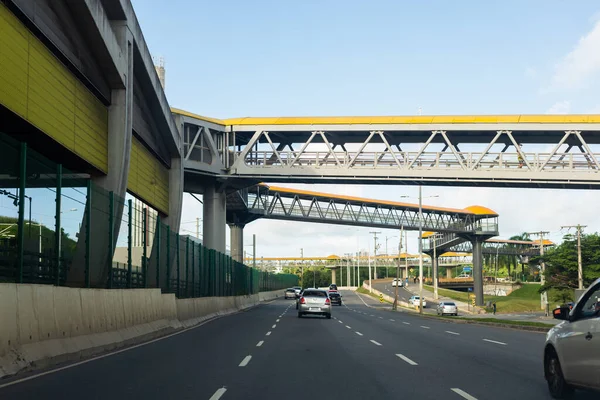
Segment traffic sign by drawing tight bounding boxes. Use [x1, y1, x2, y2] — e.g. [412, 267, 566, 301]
[467, 287, 473, 292]
[463, 267, 472, 272]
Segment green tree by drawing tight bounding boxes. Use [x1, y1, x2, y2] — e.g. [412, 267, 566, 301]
[533, 233, 600, 294]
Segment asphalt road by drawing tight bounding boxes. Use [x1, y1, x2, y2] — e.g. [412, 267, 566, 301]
[1, 291, 597, 400]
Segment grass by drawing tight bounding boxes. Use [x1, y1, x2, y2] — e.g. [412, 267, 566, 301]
[356, 287, 393, 304]
[422, 283, 547, 314]
[438, 315, 554, 329]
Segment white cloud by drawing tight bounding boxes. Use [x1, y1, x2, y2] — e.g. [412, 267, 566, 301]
[525, 66, 538, 79]
[548, 19, 600, 91]
[546, 100, 571, 114]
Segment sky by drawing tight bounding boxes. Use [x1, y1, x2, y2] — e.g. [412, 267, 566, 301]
[130, 0, 600, 257]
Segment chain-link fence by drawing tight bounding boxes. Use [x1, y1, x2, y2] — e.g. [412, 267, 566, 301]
[0, 133, 298, 296]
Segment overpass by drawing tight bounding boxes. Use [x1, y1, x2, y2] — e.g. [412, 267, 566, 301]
[0, 0, 579, 307]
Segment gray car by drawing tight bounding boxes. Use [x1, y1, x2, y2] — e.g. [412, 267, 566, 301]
[298, 289, 332, 319]
[437, 301, 458, 316]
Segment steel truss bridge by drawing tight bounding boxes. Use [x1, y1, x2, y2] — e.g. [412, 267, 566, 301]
[239, 184, 498, 235]
[176, 108, 600, 189]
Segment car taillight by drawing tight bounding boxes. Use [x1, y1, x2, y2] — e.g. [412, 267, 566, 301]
[300, 297, 306, 304]
[325, 298, 330, 304]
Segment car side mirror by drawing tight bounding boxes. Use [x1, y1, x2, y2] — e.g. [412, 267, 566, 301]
[553, 306, 570, 321]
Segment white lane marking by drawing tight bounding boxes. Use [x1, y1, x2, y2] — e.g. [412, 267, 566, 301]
[209, 387, 227, 400]
[446, 331, 460, 335]
[451, 388, 478, 400]
[272, 324, 277, 328]
[403, 322, 410, 325]
[370, 314, 375, 317]
[338, 320, 343, 324]
[256, 341, 264, 347]
[355, 331, 363, 336]
[0, 307, 242, 390]
[370, 340, 382, 346]
[266, 331, 271, 336]
[345, 325, 352, 329]
[483, 339, 507, 346]
[276, 319, 280, 322]
[378, 316, 383, 319]
[420, 326, 430, 329]
[239, 355, 252, 367]
[389, 319, 395, 321]
[396, 354, 418, 366]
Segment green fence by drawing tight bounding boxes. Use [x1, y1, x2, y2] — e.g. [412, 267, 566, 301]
[0, 132, 298, 297]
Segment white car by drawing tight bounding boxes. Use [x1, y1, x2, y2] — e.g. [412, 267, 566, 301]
[409, 295, 426, 308]
[391, 278, 403, 287]
[437, 301, 458, 316]
[544, 278, 600, 398]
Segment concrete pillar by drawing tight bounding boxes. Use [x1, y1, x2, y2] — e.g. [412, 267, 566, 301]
[472, 239, 484, 306]
[229, 223, 244, 263]
[331, 268, 337, 285]
[446, 266, 453, 279]
[203, 182, 226, 252]
[67, 22, 133, 287]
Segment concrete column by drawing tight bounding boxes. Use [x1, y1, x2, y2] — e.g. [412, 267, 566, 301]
[67, 22, 133, 287]
[432, 256, 439, 298]
[446, 266, 453, 279]
[331, 268, 337, 285]
[203, 182, 226, 252]
[229, 223, 244, 263]
[472, 239, 484, 306]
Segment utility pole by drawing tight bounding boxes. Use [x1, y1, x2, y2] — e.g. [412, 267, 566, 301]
[528, 231, 549, 314]
[433, 233, 438, 300]
[370, 231, 381, 280]
[561, 224, 586, 290]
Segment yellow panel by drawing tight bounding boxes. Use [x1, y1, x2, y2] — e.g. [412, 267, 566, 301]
[128, 137, 169, 215]
[0, 3, 108, 172]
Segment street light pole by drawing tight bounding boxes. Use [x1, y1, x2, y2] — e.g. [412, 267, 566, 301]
[418, 185, 424, 314]
[393, 226, 403, 310]
[433, 233, 438, 300]
[370, 231, 381, 280]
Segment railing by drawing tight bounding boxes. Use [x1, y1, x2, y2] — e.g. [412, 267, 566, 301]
[239, 151, 600, 171]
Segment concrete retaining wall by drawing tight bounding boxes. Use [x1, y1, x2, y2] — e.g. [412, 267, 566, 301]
[0, 283, 282, 379]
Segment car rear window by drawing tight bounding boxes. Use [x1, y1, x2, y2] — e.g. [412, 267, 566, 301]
[286, 289, 295, 292]
[444, 302, 456, 306]
[303, 290, 327, 297]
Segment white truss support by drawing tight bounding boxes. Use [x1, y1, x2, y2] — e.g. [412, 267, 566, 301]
[407, 131, 439, 169]
[437, 131, 466, 169]
[505, 131, 533, 170]
[349, 131, 376, 167]
[290, 131, 317, 166]
[184, 126, 202, 160]
[472, 131, 503, 170]
[377, 131, 403, 168]
[573, 131, 600, 170]
[232, 130, 263, 170]
[263, 132, 285, 166]
[318, 131, 342, 166]
[539, 131, 571, 170]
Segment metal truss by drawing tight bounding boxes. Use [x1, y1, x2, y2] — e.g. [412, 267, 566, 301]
[226, 128, 600, 187]
[246, 186, 498, 234]
[180, 116, 230, 175]
[444, 240, 553, 257]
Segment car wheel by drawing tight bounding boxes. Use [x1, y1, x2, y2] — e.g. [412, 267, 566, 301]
[326, 313, 332, 319]
[545, 348, 574, 399]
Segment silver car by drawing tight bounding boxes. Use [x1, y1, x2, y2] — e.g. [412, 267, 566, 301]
[284, 288, 296, 299]
[298, 289, 332, 319]
[437, 301, 458, 316]
[544, 278, 600, 398]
